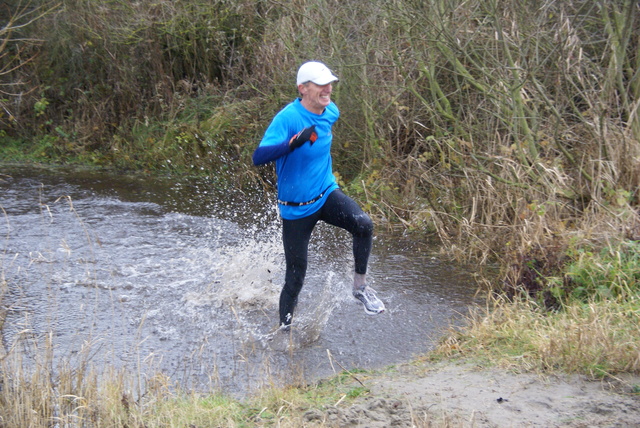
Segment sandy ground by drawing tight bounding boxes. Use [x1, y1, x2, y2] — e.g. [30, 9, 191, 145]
[301, 360, 640, 427]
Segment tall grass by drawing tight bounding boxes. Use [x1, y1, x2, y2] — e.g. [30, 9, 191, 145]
[2, 0, 638, 335]
[0, 319, 406, 426]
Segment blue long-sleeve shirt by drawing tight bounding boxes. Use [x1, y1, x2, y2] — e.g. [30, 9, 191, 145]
[253, 98, 340, 220]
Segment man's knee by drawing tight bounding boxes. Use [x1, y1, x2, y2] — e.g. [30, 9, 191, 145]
[355, 212, 374, 237]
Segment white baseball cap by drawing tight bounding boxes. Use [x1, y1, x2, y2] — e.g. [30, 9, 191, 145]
[296, 61, 339, 86]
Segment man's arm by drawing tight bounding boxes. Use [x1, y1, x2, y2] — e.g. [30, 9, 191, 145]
[252, 126, 317, 165]
[252, 140, 291, 165]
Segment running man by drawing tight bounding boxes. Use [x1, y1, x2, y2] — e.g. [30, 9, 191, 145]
[252, 61, 385, 329]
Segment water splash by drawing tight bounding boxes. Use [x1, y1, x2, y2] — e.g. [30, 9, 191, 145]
[0, 166, 480, 395]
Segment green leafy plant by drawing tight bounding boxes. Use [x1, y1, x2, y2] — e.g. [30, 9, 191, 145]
[566, 241, 640, 302]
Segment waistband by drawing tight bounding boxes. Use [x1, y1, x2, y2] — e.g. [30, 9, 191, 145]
[278, 186, 332, 207]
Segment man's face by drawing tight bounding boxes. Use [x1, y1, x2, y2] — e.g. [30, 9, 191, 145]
[299, 82, 333, 114]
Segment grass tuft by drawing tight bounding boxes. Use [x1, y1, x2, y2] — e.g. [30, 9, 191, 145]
[434, 240, 640, 377]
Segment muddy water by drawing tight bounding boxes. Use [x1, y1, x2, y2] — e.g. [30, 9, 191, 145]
[0, 165, 479, 395]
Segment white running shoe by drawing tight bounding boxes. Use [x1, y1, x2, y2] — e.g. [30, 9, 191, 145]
[353, 285, 385, 314]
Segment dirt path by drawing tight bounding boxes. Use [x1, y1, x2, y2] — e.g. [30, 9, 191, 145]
[303, 361, 640, 427]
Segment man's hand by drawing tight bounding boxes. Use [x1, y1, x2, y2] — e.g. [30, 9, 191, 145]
[289, 125, 317, 150]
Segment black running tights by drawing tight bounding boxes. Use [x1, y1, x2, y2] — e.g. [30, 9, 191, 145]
[279, 189, 373, 325]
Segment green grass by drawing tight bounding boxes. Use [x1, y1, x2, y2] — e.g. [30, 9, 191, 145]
[433, 241, 640, 377]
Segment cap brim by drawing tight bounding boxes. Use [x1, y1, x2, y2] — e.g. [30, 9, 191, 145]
[311, 75, 339, 85]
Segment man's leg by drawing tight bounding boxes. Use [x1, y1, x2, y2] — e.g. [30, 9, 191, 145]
[280, 214, 318, 326]
[320, 189, 374, 281]
[320, 189, 384, 314]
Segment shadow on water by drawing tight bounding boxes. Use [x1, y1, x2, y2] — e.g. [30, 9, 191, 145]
[0, 165, 481, 396]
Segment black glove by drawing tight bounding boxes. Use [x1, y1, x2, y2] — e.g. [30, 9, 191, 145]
[289, 125, 317, 151]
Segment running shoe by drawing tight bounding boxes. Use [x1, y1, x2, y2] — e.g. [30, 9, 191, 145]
[279, 312, 293, 332]
[279, 322, 291, 333]
[353, 285, 385, 314]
